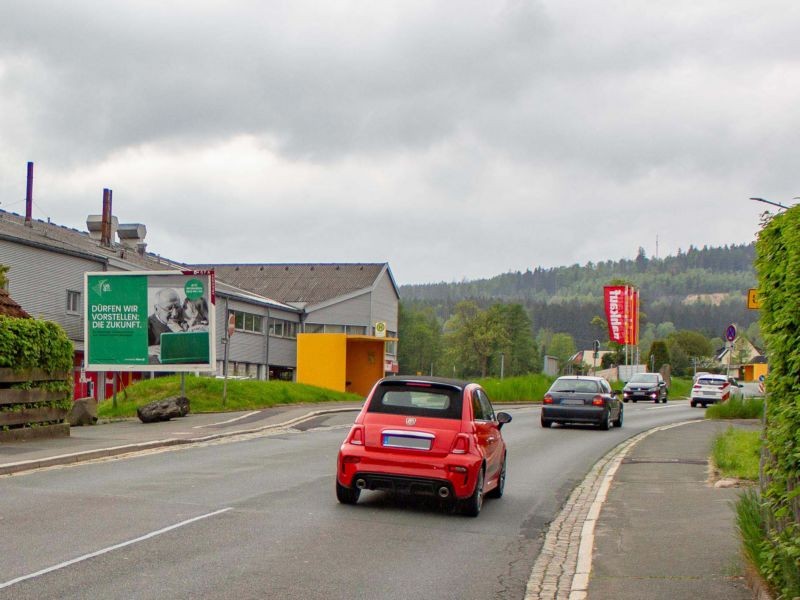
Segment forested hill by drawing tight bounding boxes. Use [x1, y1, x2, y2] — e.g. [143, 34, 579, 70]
[399, 243, 758, 346]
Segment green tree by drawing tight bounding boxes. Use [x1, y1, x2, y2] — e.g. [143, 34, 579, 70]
[0, 265, 7, 288]
[397, 303, 441, 375]
[647, 340, 670, 372]
[666, 329, 713, 358]
[490, 304, 539, 376]
[547, 332, 577, 371]
[443, 301, 509, 378]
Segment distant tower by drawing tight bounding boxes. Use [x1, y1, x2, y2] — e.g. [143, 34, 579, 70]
[655, 234, 659, 259]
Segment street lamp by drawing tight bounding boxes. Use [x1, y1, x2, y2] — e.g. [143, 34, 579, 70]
[750, 197, 795, 211]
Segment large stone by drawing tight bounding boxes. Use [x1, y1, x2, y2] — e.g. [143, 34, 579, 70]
[137, 396, 190, 423]
[68, 397, 98, 426]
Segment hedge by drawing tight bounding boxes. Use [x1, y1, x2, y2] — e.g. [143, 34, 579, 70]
[752, 207, 800, 598]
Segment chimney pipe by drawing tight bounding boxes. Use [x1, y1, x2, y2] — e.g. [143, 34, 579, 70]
[25, 162, 33, 226]
[101, 189, 110, 246]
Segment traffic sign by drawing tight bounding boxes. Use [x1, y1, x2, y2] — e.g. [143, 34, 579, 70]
[725, 324, 737, 342]
[747, 289, 761, 310]
[758, 374, 765, 383]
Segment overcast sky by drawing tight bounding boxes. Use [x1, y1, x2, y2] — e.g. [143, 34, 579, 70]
[1, 1, 797, 285]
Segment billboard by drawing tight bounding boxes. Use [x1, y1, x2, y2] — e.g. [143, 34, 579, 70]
[84, 270, 216, 372]
[603, 285, 639, 345]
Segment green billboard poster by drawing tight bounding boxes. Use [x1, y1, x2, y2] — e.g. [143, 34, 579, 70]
[85, 271, 216, 372]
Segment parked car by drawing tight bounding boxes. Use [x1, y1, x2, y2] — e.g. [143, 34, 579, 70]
[541, 375, 622, 430]
[690, 374, 742, 407]
[336, 376, 512, 517]
[622, 372, 668, 403]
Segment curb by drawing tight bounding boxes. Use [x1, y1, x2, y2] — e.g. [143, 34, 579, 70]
[0, 406, 359, 477]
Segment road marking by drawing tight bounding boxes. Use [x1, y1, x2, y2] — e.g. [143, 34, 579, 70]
[0, 507, 233, 590]
[192, 411, 260, 428]
[643, 403, 684, 410]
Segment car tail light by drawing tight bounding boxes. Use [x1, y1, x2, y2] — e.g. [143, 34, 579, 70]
[543, 394, 553, 404]
[342, 456, 361, 464]
[451, 433, 470, 454]
[692, 384, 701, 389]
[447, 465, 468, 473]
[592, 395, 604, 406]
[348, 426, 364, 445]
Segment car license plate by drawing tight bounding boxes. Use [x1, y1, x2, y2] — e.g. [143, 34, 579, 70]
[382, 433, 432, 450]
[561, 399, 584, 405]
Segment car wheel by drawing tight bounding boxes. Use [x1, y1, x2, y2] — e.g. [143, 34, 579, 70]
[622, 398, 629, 403]
[701, 402, 707, 408]
[662, 395, 668, 403]
[541, 417, 552, 428]
[632, 399, 637, 403]
[336, 480, 361, 505]
[613, 408, 623, 428]
[690, 400, 697, 407]
[461, 468, 485, 517]
[487, 455, 506, 499]
[600, 410, 611, 431]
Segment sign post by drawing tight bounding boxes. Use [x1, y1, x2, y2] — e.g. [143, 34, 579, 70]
[223, 313, 235, 406]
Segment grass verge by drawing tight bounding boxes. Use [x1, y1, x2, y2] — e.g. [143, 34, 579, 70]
[477, 373, 555, 403]
[706, 396, 764, 419]
[98, 375, 363, 419]
[712, 425, 760, 480]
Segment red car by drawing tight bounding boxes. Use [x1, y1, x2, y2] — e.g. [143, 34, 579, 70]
[336, 376, 512, 517]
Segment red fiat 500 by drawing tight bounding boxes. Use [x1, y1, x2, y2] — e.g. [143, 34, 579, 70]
[336, 376, 512, 517]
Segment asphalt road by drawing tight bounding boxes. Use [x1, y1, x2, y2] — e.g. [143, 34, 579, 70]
[0, 401, 702, 600]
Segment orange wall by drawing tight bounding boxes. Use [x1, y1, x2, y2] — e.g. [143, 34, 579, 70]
[297, 334, 347, 392]
[345, 339, 385, 397]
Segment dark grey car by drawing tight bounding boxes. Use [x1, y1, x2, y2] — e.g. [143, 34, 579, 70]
[622, 372, 668, 403]
[541, 376, 623, 430]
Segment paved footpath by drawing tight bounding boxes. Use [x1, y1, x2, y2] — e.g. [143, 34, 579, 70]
[527, 419, 756, 600]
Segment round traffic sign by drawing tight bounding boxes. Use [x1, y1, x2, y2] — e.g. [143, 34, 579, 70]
[758, 374, 765, 383]
[725, 324, 737, 342]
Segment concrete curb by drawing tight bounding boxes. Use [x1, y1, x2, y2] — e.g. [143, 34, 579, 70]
[0, 406, 360, 476]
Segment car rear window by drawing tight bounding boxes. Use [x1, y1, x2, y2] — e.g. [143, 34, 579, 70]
[698, 377, 727, 387]
[550, 379, 600, 393]
[629, 374, 657, 383]
[367, 383, 463, 420]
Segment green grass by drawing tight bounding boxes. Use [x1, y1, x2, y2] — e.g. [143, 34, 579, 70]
[668, 377, 692, 399]
[706, 396, 765, 419]
[712, 426, 761, 480]
[98, 375, 363, 419]
[477, 373, 555, 403]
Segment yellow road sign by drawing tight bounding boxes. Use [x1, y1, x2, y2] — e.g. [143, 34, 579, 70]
[747, 288, 761, 309]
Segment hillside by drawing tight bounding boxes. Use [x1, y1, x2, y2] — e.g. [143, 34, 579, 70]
[400, 244, 758, 347]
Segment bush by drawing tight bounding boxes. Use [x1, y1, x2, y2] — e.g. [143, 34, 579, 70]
[0, 316, 73, 373]
[712, 426, 760, 480]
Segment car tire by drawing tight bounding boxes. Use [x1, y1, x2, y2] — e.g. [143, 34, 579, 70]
[461, 468, 485, 517]
[632, 399, 637, 403]
[613, 408, 623, 428]
[622, 398, 629, 403]
[541, 417, 552, 428]
[662, 395, 668, 403]
[690, 400, 697, 407]
[600, 410, 611, 431]
[336, 480, 361, 505]
[701, 402, 707, 408]
[487, 455, 506, 499]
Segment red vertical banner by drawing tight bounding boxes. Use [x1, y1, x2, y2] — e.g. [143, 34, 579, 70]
[604, 285, 627, 344]
[632, 288, 640, 345]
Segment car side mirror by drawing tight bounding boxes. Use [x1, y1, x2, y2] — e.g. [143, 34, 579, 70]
[496, 412, 512, 428]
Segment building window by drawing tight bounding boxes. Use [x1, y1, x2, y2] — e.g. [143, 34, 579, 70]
[346, 325, 367, 335]
[230, 309, 263, 333]
[269, 319, 298, 338]
[325, 324, 345, 334]
[66, 290, 81, 314]
[305, 323, 324, 333]
[385, 331, 398, 356]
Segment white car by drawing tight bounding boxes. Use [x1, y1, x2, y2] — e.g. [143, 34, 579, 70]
[690, 374, 743, 408]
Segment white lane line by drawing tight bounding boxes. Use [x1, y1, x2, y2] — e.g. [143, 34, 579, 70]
[0, 507, 233, 590]
[192, 411, 260, 428]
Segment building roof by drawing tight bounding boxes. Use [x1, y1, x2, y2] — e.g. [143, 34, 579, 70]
[0, 209, 293, 311]
[0, 288, 30, 318]
[192, 263, 396, 305]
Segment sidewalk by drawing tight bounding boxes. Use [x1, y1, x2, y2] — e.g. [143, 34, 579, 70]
[0, 401, 364, 476]
[587, 419, 757, 600]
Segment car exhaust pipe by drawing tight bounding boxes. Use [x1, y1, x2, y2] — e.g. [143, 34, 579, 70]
[355, 478, 367, 490]
[438, 486, 450, 498]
